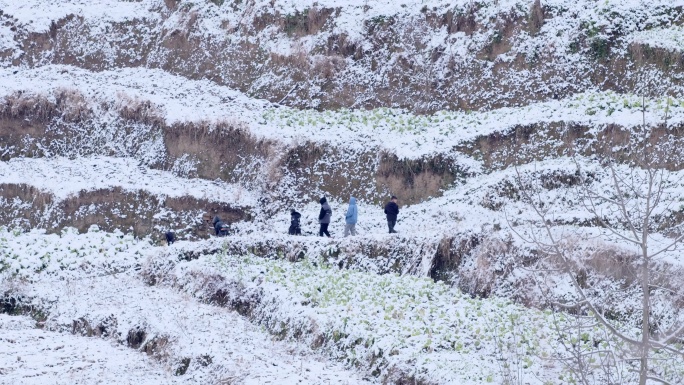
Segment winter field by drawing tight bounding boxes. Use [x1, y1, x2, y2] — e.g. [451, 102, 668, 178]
[3, 227, 682, 385]
[3, 1, 684, 384]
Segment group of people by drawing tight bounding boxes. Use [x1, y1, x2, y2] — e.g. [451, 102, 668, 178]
[289, 195, 400, 237]
[164, 196, 399, 245]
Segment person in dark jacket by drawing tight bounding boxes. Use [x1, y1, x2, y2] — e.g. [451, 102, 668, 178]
[289, 209, 302, 235]
[384, 196, 399, 234]
[165, 231, 175, 246]
[212, 215, 221, 236]
[318, 197, 332, 237]
[213, 215, 229, 237]
[218, 222, 229, 237]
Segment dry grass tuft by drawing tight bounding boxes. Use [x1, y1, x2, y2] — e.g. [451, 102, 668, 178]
[1, 91, 57, 122]
[528, 0, 545, 35]
[115, 92, 165, 126]
[376, 151, 457, 204]
[306, 6, 333, 35]
[142, 335, 174, 363]
[312, 55, 346, 79]
[382, 366, 435, 385]
[583, 246, 639, 285]
[270, 46, 310, 72]
[163, 118, 270, 184]
[467, 236, 512, 296]
[163, 0, 178, 10]
[629, 42, 684, 70]
[54, 88, 90, 121]
[0, 88, 92, 124]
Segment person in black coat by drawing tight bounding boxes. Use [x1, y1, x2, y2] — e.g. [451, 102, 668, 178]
[288, 209, 302, 235]
[165, 231, 176, 245]
[212, 215, 221, 236]
[384, 195, 399, 234]
[318, 197, 333, 237]
[218, 222, 229, 237]
[213, 215, 229, 237]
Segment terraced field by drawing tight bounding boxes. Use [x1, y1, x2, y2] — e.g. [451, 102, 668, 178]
[2, 1, 684, 384]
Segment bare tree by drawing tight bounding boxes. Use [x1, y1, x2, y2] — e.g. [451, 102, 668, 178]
[510, 99, 684, 384]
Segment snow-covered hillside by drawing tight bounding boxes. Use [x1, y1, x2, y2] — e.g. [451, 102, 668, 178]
[3, 65, 684, 160]
[2, 1, 684, 384]
[3, 0, 684, 111]
[3, 228, 682, 384]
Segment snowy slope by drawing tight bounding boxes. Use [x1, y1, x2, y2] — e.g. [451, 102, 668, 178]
[0, 156, 255, 205]
[0, 228, 376, 384]
[0, 0, 157, 33]
[4, 0, 684, 111]
[0, 314, 181, 385]
[2, 0, 684, 383]
[3, 228, 683, 384]
[1, 65, 682, 159]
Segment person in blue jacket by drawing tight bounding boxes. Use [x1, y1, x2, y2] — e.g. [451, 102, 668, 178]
[344, 197, 358, 237]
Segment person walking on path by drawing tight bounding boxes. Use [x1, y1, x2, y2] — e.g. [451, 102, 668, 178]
[165, 231, 175, 246]
[212, 215, 221, 236]
[318, 197, 332, 237]
[384, 195, 399, 234]
[288, 209, 302, 235]
[344, 197, 358, 237]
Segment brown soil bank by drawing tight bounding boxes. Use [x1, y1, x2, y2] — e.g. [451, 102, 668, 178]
[0, 90, 276, 186]
[376, 152, 466, 204]
[0, 183, 250, 242]
[161, 121, 273, 183]
[275, 142, 467, 206]
[456, 121, 684, 172]
[1, 91, 467, 207]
